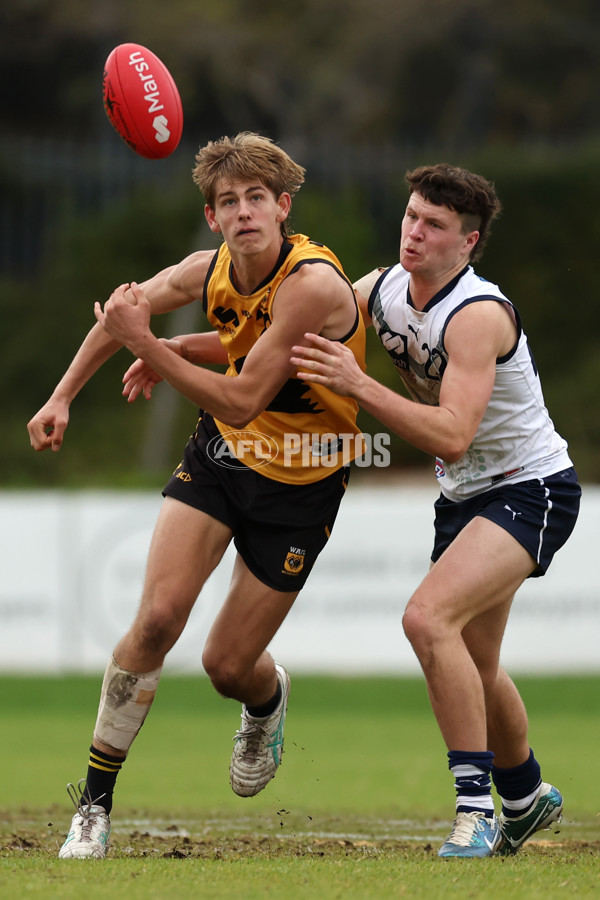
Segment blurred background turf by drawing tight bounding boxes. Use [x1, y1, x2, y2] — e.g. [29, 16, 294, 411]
[1, 674, 598, 834]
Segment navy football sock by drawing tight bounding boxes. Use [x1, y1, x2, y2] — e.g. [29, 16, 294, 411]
[492, 748, 542, 818]
[448, 750, 495, 816]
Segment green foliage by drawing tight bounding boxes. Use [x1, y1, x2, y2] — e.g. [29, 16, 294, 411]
[4, 0, 600, 148]
[464, 143, 600, 480]
[5, 177, 203, 487]
[6, 141, 600, 485]
[4, 1, 600, 485]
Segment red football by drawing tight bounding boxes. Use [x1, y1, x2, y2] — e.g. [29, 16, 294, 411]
[103, 43, 183, 159]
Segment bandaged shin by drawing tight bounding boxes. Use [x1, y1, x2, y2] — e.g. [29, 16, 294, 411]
[93, 656, 162, 753]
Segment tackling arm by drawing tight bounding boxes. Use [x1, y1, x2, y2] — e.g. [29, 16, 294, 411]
[292, 301, 515, 462]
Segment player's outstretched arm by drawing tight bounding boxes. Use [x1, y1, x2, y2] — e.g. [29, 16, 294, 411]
[292, 302, 510, 462]
[27, 251, 215, 451]
[96, 264, 345, 429]
[27, 323, 122, 452]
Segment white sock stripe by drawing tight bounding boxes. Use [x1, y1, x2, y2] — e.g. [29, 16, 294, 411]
[451, 764, 488, 777]
[501, 786, 540, 812]
[456, 794, 495, 812]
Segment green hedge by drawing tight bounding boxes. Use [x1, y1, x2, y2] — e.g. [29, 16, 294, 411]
[6, 143, 600, 486]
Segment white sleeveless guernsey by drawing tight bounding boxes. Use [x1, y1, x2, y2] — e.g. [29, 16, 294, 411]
[367, 264, 572, 501]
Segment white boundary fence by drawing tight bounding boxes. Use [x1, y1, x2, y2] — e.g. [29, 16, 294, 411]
[1, 484, 598, 675]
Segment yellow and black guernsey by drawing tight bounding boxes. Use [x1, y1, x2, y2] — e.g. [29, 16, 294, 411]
[203, 234, 366, 484]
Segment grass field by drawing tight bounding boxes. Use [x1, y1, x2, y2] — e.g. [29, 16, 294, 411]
[1, 674, 599, 898]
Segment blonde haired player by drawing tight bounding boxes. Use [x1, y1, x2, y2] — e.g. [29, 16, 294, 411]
[28, 133, 365, 859]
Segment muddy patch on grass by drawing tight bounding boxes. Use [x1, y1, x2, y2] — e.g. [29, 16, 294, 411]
[2, 827, 599, 860]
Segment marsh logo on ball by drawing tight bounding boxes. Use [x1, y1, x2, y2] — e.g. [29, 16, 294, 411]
[153, 114, 171, 143]
[102, 42, 183, 159]
[283, 547, 305, 575]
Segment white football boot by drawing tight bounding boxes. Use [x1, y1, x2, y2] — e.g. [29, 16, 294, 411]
[230, 663, 290, 797]
[58, 780, 111, 859]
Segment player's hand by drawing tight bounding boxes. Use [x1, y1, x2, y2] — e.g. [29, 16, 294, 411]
[291, 333, 366, 397]
[122, 338, 184, 402]
[27, 397, 70, 452]
[94, 282, 153, 354]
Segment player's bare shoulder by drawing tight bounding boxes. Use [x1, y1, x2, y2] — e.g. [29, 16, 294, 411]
[276, 258, 356, 339]
[446, 297, 518, 361]
[287, 258, 352, 306]
[168, 248, 219, 298]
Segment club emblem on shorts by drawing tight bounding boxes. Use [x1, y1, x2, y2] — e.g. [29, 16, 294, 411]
[283, 547, 305, 575]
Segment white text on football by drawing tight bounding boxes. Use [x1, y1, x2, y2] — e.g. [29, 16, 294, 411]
[128, 51, 164, 113]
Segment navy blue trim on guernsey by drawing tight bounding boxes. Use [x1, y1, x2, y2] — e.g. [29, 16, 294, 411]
[407, 265, 470, 312]
[366, 264, 471, 318]
[367, 267, 393, 319]
[497, 301, 523, 364]
[440, 296, 523, 361]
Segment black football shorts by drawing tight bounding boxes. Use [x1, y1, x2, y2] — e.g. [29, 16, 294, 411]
[163, 412, 350, 592]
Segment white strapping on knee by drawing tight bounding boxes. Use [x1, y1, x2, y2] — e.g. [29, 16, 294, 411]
[93, 656, 162, 753]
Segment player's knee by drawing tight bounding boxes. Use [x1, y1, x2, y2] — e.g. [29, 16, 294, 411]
[132, 605, 183, 659]
[402, 602, 423, 645]
[402, 601, 438, 654]
[202, 649, 244, 699]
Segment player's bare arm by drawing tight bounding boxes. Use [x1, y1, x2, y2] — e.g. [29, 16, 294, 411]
[97, 263, 355, 429]
[122, 332, 227, 403]
[292, 300, 516, 461]
[27, 250, 216, 451]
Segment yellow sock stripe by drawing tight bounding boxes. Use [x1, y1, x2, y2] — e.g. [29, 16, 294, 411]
[89, 752, 122, 772]
[89, 761, 122, 772]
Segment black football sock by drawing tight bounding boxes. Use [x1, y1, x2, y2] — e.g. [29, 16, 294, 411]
[448, 750, 495, 816]
[246, 680, 282, 718]
[82, 745, 124, 815]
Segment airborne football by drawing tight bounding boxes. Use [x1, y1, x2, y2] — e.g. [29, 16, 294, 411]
[102, 42, 183, 159]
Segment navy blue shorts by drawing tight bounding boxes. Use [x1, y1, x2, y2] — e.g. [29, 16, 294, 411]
[163, 412, 350, 592]
[431, 467, 581, 577]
